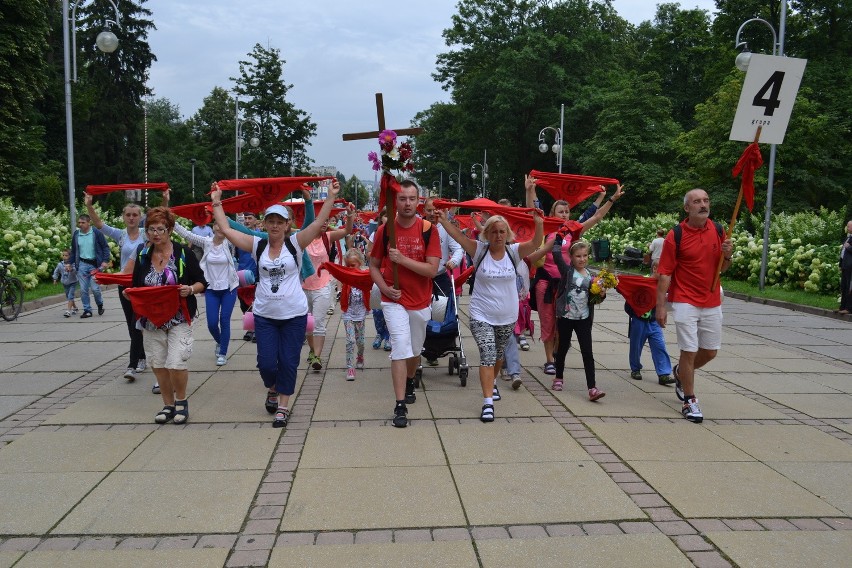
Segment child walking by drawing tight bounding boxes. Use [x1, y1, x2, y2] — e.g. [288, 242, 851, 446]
[52, 249, 78, 317]
[342, 249, 369, 380]
[551, 238, 605, 401]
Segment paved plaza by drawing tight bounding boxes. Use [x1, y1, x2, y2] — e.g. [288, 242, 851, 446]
[0, 287, 850, 567]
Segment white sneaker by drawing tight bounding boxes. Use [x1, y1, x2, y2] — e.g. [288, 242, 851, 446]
[123, 368, 137, 382]
[216, 355, 226, 366]
[135, 359, 147, 373]
[511, 374, 523, 390]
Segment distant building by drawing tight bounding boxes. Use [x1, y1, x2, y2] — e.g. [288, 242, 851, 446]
[309, 166, 338, 199]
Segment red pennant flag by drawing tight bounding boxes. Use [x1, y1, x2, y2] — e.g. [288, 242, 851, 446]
[216, 176, 333, 193]
[357, 211, 379, 223]
[453, 214, 474, 231]
[616, 274, 658, 316]
[282, 199, 349, 228]
[237, 285, 256, 307]
[377, 172, 401, 215]
[85, 183, 170, 195]
[93, 271, 133, 287]
[529, 170, 619, 207]
[431, 197, 501, 211]
[317, 262, 374, 292]
[455, 265, 475, 286]
[732, 142, 764, 212]
[124, 286, 190, 327]
[487, 207, 564, 243]
[170, 202, 213, 226]
[219, 192, 271, 215]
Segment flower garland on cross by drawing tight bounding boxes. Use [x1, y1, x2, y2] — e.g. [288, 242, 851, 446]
[368, 129, 415, 215]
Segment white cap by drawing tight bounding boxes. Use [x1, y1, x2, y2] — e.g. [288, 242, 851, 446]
[264, 204, 290, 219]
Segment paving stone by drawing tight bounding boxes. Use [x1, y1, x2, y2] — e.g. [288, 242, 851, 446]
[115, 537, 158, 550]
[34, 537, 80, 551]
[583, 522, 622, 535]
[275, 533, 315, 546]
[686, 550, 733, 568]
[758, 518, 800, 531]
[243, 520, 279, 534]
[673, 534, 714, 551]
[197, 534, 238, 549]
[432, 528, 471, 542]
[691, 519, 730, 533]
[789, 518, 833, 531]
[722, 519, 764, 531]
[508, 525, 548, 539]
[620, 522, 660, 534]
[315, 531, 354, 545]
[157, 536, 198, 549]
[655, 521, 698, 535]
[76, 537, 118, 550]
[619, 482, 655, 494]
[545, 524, 584, 537]
[236, 535, 276, 550]
[256, 493, 288, 506]
[821, 518, 852, 530]
[394, 529, 432, 543]
[354, 530, 393, 544]
[227, 550, 271, 567]
[631, 494, 669, 508]
[471, 526, 510, 540]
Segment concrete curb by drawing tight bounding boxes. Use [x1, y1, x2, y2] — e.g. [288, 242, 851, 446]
[724, 291, 851, 321]
[19, 285, 119, 315]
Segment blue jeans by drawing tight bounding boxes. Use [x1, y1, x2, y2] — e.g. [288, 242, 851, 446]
[77, 261, 103, 312]
[628, 316, 672, 376]
[205, 288, 237, 356]
[502, 332, 521, 376]
[254, 313, 307, 396]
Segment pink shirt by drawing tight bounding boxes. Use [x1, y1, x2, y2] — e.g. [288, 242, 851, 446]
[301, 238, 331, 290]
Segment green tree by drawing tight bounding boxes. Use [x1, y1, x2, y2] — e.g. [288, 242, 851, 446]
[0, 0, 51, 204]
[232, 43, 316, 178]
[190, 87, 236, 183]
[342, 176, 369, 209]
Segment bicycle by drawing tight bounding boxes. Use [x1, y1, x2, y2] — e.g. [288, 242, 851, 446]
[0, 260, 24, 321]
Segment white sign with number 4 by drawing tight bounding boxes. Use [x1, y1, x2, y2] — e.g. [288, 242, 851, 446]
[729, 54, 807, 145]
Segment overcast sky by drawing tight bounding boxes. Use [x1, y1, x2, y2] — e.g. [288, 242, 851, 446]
[145, 0, 717, 182]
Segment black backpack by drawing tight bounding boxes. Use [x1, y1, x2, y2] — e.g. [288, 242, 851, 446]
[672, 221, 723, 256]
[255, 238, 300, 269]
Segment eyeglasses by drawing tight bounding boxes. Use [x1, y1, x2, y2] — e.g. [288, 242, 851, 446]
[146, 227, 168, 235]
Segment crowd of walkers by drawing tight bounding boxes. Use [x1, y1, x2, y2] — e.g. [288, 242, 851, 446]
[73, 175, 738, 428]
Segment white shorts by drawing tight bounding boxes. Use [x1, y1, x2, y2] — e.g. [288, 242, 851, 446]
[304, 285, 332, 336]
[142, 322, 194, 370]
[669, 302, 722, 352]
[381, 302, 430, 361]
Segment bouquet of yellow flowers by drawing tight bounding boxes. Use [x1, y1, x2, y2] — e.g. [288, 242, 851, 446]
[589, 268, 619, 305]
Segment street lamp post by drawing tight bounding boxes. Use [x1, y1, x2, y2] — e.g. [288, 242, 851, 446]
[538, 104, 565, 173]
[62, 0, 121, 234]
[734, 3, 787, 290]
[471, 151, 489, 197]
[190, 158, 196, 201]
[234, 97, 260, 179]
[448, 172, 460, 202]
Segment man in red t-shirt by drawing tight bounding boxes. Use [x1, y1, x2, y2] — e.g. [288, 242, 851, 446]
[656, 189, 733, 423]
[370, 181, 441, 428]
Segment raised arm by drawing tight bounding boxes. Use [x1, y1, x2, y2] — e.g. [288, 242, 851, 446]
[83, 193, 105, 229]
[524, 174, 538, 209]
[209, 184, 256, 252]
[173, 222, 209, 248]
[527, 234, 556, 264]
[296, 180, 341, 249]
[435, 209, 477, 258]
[579, 184, 625, 233]
[517, 209, 544, 258]
[552, 235, 569, 274]
[327, 203, 355, 242]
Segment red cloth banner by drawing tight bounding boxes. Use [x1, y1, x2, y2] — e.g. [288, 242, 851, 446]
[616, 274, 658, 317]
[488, 207, 566, 243]
[431, 197, 501, 211]
[377, 172, 401, 215]
[453, 214, 474, 231]
[170, 202, 213, 226]
[283, 199, 349, 228]
[85, 183, 169, 195]
[317, 262, 374, 292]
[216, 176, 333, 193]
[124, 286, 190, 328]
[93, 271, 133, 287]
[732, 142, 764, 212]
[357, 211, 379, 223]
[455, 265, 475, 286]
[529, 170, 618, 207]
[237, 285, 256, 307]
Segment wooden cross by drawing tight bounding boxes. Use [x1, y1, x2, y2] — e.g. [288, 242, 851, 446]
[342, 93, 423, 288]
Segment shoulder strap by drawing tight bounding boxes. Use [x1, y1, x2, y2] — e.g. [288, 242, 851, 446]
[422, 219, 432, 247]
[283, 237, 300, 268]
[321, 231, 331, 255]
[674, 221, 724, 257]
[256, 238, 268, 261]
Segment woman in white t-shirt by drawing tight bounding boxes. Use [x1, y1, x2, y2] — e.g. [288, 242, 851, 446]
[648, 228, 666, 275]
[211, 180, 342, 428]
[173, 222, 238, 367]
[436, 210, 542, 422]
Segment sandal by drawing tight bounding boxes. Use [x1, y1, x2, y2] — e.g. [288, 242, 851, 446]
[265, 391, 278, 414]
[273, 407, 290, 428]
[552, 379, 563, 391]
[152, 383, 161, 395]
[544, 362, 556, 375]
[173, 399, 189, 424]
[480, 404, 494, 423]
[155, 405, 175, 424]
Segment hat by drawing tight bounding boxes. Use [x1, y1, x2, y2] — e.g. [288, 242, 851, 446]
[264, 204, 290, 219]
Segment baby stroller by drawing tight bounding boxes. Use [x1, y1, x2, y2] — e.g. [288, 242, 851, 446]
[416, 272, 469, 386]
